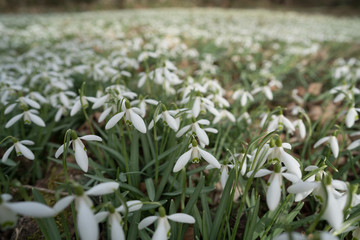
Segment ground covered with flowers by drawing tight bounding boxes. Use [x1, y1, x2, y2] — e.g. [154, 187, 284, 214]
[1, 8, 360, 240]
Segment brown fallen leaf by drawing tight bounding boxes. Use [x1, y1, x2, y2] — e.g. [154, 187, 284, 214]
[308, 83, 323, 96]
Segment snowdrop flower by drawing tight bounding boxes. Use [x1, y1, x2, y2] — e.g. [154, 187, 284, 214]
[237, 112, 252, 124]
[212, 109, 235, 124]
[330, 84, 360, 103]
[229, 152, 252, 176]
[292, 118, 306, 139]
[105, 100, 146, 133]
[55, 130, 102, 172]
[70, 96, 96, 116]
[0, 193, 57, 230]
[232, 89, 254, 106]
[274, 232, 306, 240]
[267, 138, 302, 179]
[148, 105, 180, 132]
[173, 139, 221, 172]
[345, 106, 360, 128]
[252, 85, 273, 100]
[138, 207, 195, 240]
[95, 200, 143, 240]
[54, 182, 120, 240]
[131, 96, 158, 118]
[249, 163, 299, 211]
[176, 118, 217, 146]
[267, 112, 295, 133]
[2, 138, 35, 163]
[207, 92, 230, 108]
[288, 174, 346, 230]
[4, 96, 41, 114]
[180, 92, 214, 118]
[314, 135, 339, 158]
[206, 163, 232, 190]
[5, 109, 46, 128]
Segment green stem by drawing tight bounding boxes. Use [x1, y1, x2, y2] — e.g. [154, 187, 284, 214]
[120, 125, 131, 185]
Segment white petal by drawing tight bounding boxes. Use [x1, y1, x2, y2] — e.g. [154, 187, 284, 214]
[298, 121, 306, 139]
[110, 214, 125, 240]
[253, 169, 273, 178]
[220, 167, 229, 190]
[283, 117, 295, 132]
[0, 204, 17, 229]
[92, 95, 108, 109]
[164, 112, 179, 131]
[4, 103, 17, 114]
[5, 113, 24, 128]
[55, 141, 72, 158]
[330, 136, 339, 158]
[85, 182, 119, 196]
[53, 195, 75, 213]
[138, 216, 158, 229]
[74, 140, 89, 172]
[204, 127, 218, 134]
[70, 100, 81, 116]
[80, 135, 102, 142]
[176, 125, 191, 138]
[77, 199, 99, 240]
[346, 108, 357, 128]
[323, 188, 343, 230]
[16, 143, 35, 160]
[152, 218, 168, 240]
[23, 98, 40, 109]
[167, 213, 195, 223]
[266, 174, 282, 211]
[280, 150, 302, 179]
[105, 112, 125, 130]
[282, 143, 292, 150]
[130, 110, 147, 133]
[332, 180, 347, 191]
[95, 211, 109, 223]
[7, 202, 56, 217]
[2, 146, 14, 163]
[348, 139, 360, 150]
[282, 173, 300, 183]
[98, 107, 112, 123]
[20, 140, 35, 145]
[197, 119, 210, 125]
[145, 99, 158, 105]
[116, 200, 143, 213]
[314, 137, 330, 148]
[195, 124, 209, 146]
[28, 112, 46, 127]
[287, 181, 317, 194]
[173, 149, 192, 172]
[192, 97, 201, 117]
[198, 148, 220, 169]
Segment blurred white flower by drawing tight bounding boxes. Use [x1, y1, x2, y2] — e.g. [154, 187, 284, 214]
[138, 207, 195, 240]
[176, 118, 217, 146]
[5, 109, 46, 128]
[345, 106, 360, 128]
[2, 138, 35, 163]
[314, 135, 339, 158]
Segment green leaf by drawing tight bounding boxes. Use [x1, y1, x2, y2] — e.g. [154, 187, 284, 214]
[145, 178, 155, 201]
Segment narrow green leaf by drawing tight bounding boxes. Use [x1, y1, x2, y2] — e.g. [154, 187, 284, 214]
[145, 178, 155, 201]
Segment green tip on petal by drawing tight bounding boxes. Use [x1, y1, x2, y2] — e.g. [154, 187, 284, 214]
[161, 104, 167, 112]
[192, 117, 196, 123]
[324, 174, 332, 185]
[274, 162, 281, 173]
[159, 206, 166, 217]
[73, 184, 84, 196]
[108, 204, 115, 213]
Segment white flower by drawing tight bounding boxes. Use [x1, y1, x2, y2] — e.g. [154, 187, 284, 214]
[181, 94, 215, 118]
[345, 106, 360, 128]
[105, 100, 147, 133]
[173, 139, 221, 172]
[212, 109, 235, 124]
[237, 112, 252, 124]
[95, 200, 143, 240]
[274, 232, 306, 240]
[131, 97, 158, 118]
[176, 118, 217, 146]
[287, 175, 346, 230]
[267, 138, 302, 179]
[2, 138, 35, 163]
[0, 193, 56, 230]
[5, 109, 46, 128]
[232, 89, 254, 106]
[267, 113, 295, 133]
[4, 97, 41, 115]
[314, 135, 339, 158]
[249, 164, 299, 211]
[252, 86, 273, 100]
[55, 131, 102, 172]
[54, 182, 120, 240]
[148, 106, 180, 132]
[292, 119, 306, 139]
[138, 207, 195, 240]
[70, 96, 96, 116]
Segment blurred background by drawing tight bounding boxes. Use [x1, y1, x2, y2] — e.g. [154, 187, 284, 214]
[1, 0, 359, 14]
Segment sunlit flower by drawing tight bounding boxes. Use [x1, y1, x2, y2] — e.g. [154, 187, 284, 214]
[54, 182, 120, 240]
[314, 135, 339, 158]
[55, 130, 102, 172]
[173, 139, 220, 172]
[2, 138, 35, 163]
[95, 200, 143, 240]
[138, 207, 195, 240]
